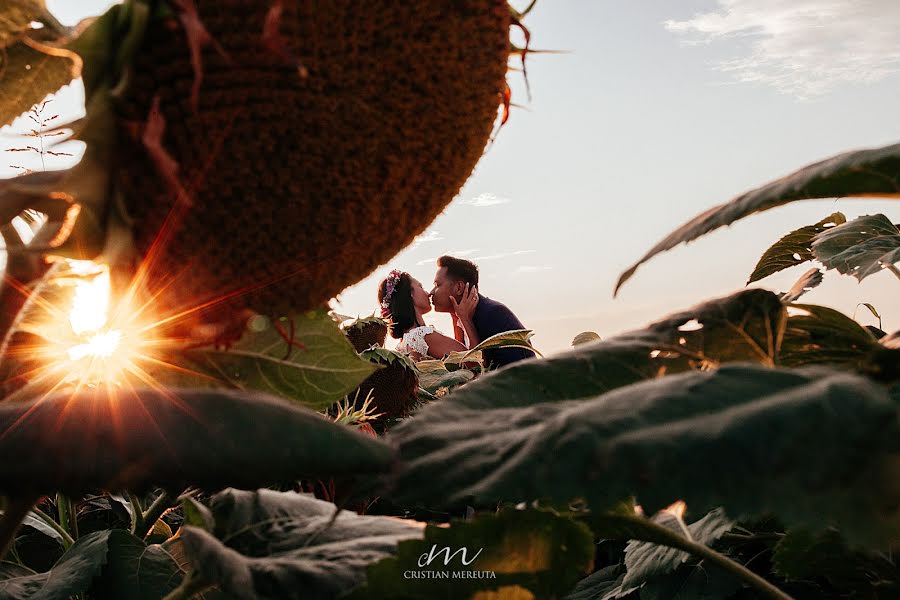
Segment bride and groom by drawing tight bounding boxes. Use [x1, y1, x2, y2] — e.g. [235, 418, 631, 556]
[377, 255, 533, 369]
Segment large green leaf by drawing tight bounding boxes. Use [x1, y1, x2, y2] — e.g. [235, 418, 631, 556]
[420, 370, 475, 395]
[447, 329, 542, 363]
[176, 489, 425, 600]
[90, 530, 182, 600]
[779, 303, 878, 368]
[748, 212, 846, 283]
[393, 289, 785, 415]
[350, 507, 595, 600]
[386, 364, 900, 545]
[811, 214, 900, 281]
[0, 530, 109, 600]
[0, 40, 80, 129]
[0, 387, 394, 495]
[176, 311, 378, 410]
[616, 142, 900, 294]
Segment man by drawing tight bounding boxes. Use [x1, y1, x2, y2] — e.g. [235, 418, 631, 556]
[430, 255, 534, 369]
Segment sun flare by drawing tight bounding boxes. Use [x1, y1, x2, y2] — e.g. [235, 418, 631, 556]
[17, 258, 174, 392]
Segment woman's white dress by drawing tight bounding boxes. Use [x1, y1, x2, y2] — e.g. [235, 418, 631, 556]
[396, 325, 435, 357]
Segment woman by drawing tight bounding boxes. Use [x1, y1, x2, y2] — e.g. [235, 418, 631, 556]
[377, 269, 479, 360]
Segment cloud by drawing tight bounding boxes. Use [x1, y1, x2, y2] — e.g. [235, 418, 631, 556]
[411, 229, 444, 248]
[415, 248, 480, 266]
[472, 250, 535, 261]
[515, 265, 553, 274]
[665, 0, 900, 97]
[460, 192, 511, 207]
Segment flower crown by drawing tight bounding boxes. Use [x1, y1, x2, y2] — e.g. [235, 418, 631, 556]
[380, 269, 404, 317]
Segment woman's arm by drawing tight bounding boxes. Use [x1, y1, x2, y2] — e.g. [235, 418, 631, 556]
[423, 331, 467, 359]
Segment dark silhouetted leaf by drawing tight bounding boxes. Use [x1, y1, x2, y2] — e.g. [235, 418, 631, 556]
[175, 311, 377, 411]
[773, 529, 900, 595]
[748, 212, 846, 283]
[0, 530, 109, 600]
[564, 564, 630, 600]
[389, 289, 785, 416]
[616, 142, 900, 294]
[387, 365, 900, 546]
[351, 507, 594, 600]
[91, 530, 181, 600]
[779, 303, 878, 368]
[780, 268, 823, 302]
[811, 214, 900, 281]
[0, 388, 393, 495]
[622, 509, 734, 589]
[0, 561, 35, 579]
[178, 489, 425, 600]
[638, 563, 741, 600]
[21, 512, 64, 546]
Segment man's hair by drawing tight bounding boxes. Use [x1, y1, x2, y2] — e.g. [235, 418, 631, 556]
[437, 255, 479, 287]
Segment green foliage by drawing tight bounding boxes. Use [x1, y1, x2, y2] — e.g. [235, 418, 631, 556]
[0, 387, 393, 496]
[177, 489, 425, 600]
[90, 530, 181, 599]
[748, 212, 846, 283]
[773, 529, 900, 595]
[415, 359, 475, 395]
[0, 530, 109, 600]
[621, 509, 734, 590]
[360, 346, 417, 371]
[616, 141, 900, 293]
[177, 311, 378, 411]
[342, 315, 388, 331]
[387, 364, 900, 545]
[399, 289, 786, 415]
[445, 328, 541, 364]
[779, 303, 879, 368]
[352, 507, 595, 600]
[575, 509, 739, 600]
[811, 214, 900, 281]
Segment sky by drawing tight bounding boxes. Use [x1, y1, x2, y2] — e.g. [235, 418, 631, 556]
[3, 0, 899, 355]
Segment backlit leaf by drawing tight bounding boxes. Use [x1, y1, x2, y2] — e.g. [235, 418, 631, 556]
[811, 214, 900, 281]
[616, 142, 900, 294]
[748, 212, 845, 283]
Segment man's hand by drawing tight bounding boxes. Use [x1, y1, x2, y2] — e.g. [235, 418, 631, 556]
[450, 283, 479, 321]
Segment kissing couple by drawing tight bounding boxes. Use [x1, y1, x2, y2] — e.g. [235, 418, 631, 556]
[377, 255, 533, 369]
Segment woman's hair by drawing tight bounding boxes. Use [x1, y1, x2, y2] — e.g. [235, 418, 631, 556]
[378, 271, 416, 339]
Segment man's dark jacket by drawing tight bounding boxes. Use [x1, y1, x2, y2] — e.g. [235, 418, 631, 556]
[469, 295, 534, 369]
